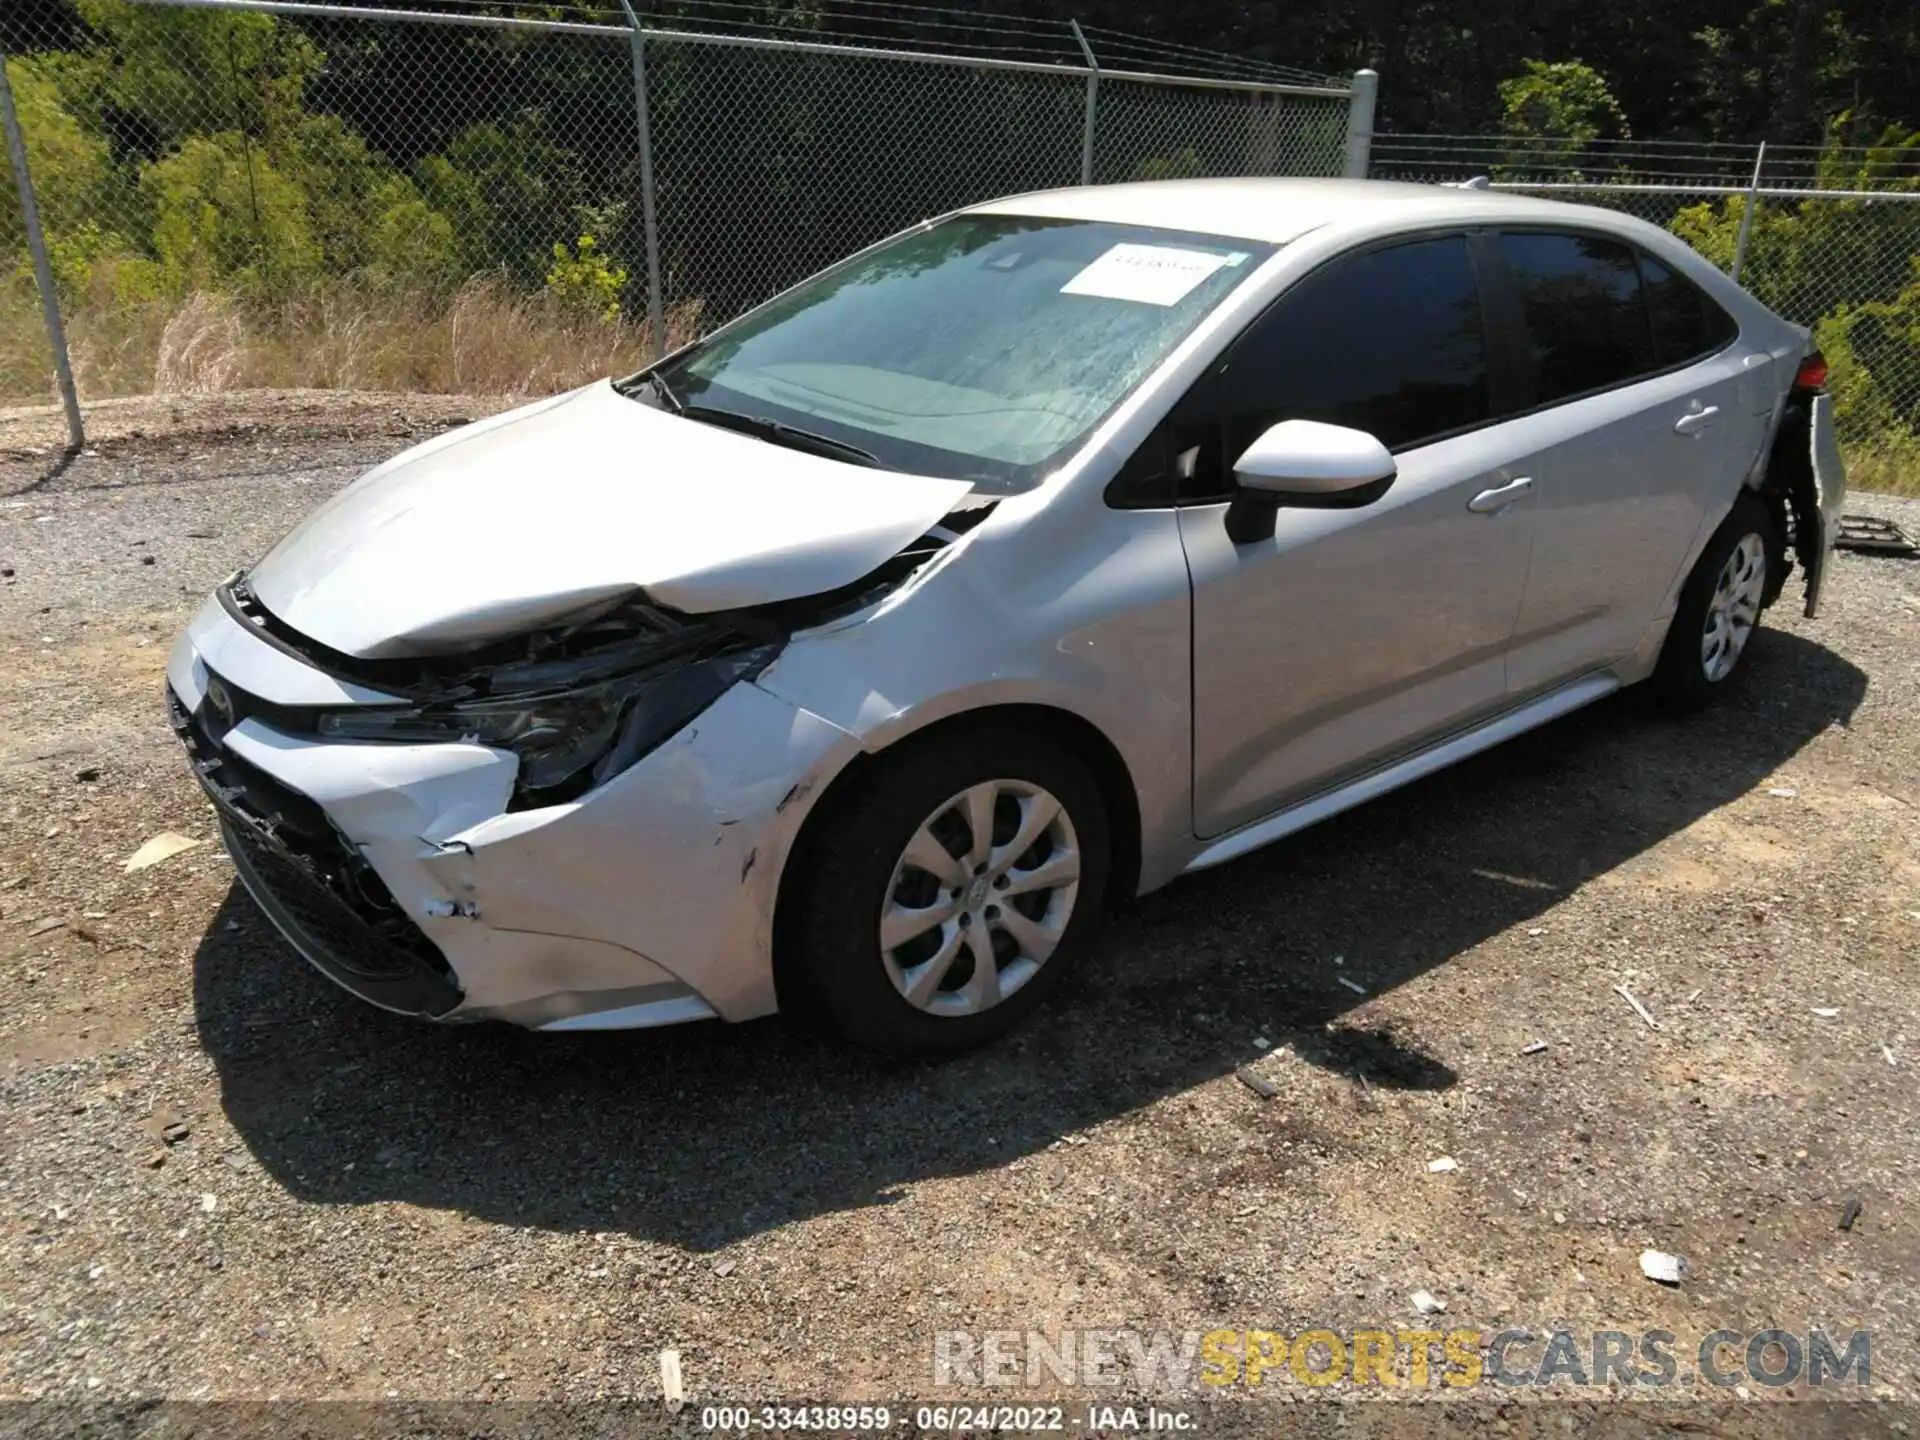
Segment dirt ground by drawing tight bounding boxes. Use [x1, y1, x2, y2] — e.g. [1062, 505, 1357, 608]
[1, 393, 1917, 1432]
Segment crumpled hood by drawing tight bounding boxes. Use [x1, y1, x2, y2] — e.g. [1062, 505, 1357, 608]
[246, 380, 975, 659]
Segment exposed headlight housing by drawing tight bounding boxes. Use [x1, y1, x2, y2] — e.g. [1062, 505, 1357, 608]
[316, 642, 779, 800]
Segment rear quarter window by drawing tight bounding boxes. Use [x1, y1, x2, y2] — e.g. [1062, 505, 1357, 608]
[1640, 251, 1740, 367]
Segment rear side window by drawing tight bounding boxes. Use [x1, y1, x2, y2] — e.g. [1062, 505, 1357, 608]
[1498, 232, 1653, 404]
[1640, 251, 1739, 366]
[1153, 234, 1489, 499]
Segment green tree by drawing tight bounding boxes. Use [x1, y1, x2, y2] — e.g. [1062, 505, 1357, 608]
[1499, 60, 1632, 142]
[17, 6, 468, 299]
[364, 182, 460, 290]
[414, 117, 573, 284]
[1495, 59, 1630, 179]
[1672, 124, 1920, 448]
[1, 55, 151, 301]
[1671, 121, 1920, 318]
[270, 113, 415, 276]
[71, 0, 321, 148]
[544, 234, 626, 320]
[141, 131, 319, 293]
[1, 56, 119, 269]
[1, 58, 110, 235]
[1818, 286, 1920, 436]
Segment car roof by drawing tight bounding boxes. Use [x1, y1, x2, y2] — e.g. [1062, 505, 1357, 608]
[966, 176, 1621, 246]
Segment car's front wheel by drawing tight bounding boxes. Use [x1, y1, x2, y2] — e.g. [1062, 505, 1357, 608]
[783, 725, 1110, 1054]
[1652, 490, 1781, 709]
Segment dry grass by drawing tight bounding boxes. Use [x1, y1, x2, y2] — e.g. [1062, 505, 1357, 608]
[1, 271, 704, 405]
[1842, 434, 1920, 498]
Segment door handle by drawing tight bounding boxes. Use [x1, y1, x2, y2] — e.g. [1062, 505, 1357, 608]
[1467, 476, 1533, 514]
[1674, 405, 1720, 435]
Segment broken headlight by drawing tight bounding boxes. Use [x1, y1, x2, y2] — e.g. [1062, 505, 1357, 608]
[315, 643, 779, 797]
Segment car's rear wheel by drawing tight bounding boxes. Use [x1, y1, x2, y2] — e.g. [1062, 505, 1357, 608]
[783, 725, 1110, 1054]
[1652, 490, 1780, 709]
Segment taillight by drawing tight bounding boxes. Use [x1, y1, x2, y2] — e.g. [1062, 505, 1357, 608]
[1795, 351, 1829, 392]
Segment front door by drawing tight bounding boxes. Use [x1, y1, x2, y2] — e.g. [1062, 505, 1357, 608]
[1171, 234, 1538, 839]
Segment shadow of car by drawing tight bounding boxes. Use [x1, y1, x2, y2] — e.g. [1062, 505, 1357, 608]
[192, 629, 1865, 1251]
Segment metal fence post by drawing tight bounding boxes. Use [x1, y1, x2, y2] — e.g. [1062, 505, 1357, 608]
[1342, 67, 1378, 179]
[1730, 140, 1767, 287]
[616, 0, 667, 358]
[0, 48, 84, 450]
[1070, 20, 1098, 187]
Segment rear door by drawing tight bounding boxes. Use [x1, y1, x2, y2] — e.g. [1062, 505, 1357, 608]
[1489, 230, 1757, 696]
[1168, 233, 1540, 838]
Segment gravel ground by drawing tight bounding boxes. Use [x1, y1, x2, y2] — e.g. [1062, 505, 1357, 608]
[1, 394, 1918, 1429]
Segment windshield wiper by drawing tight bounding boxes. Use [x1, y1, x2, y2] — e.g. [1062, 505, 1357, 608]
[612, 368, 685, 411]
[680, 405, 881, 468]
[645, 370, 683, 413]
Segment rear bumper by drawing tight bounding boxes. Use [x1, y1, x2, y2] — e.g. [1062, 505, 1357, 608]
[1804, 392, 1847, 618]
[168, 594, 861, 1029]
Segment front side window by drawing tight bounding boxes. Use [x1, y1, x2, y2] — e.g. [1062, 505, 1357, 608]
[1498, 231, 1653, 403]
[1141, 234, 1489, 501]
[634, 216, 1274, 493]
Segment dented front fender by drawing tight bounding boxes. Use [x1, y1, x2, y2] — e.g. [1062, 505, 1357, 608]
[418, 680, 862, 1021]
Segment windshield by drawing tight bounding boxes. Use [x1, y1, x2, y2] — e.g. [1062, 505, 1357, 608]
[633, 215, 1274, 492]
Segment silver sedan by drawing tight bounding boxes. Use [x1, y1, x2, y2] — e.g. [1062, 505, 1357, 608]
[166, 177, 1844, 1051]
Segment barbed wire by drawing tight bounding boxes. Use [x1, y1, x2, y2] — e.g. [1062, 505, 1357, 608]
[1075, 24, 1339, 87]
[260, 0, 1333, 83]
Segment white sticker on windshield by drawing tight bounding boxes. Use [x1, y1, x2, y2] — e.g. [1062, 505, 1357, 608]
[1060, 243, 1232, 306]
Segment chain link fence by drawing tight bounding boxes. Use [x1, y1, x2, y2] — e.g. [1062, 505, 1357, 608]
[9, 2, 1917, 495]
[1372, 134, 1920, 491]
[0, 0, 1357, 430]
[646, 36, 1089, 338]
[1091, 76, 1352, 187]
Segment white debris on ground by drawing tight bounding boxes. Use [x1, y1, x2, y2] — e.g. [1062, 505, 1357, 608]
[123, 832, 201, 873]
[1639, 1250, 1687, 1286]
[659, 1349, 685, 1412]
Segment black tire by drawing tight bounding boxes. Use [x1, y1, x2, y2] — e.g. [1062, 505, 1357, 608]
[1651, 490, 1781, 711]
[782, 724, 1110, 1054]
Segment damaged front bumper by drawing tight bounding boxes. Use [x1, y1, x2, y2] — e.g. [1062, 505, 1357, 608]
[167, 595, 860, 1030]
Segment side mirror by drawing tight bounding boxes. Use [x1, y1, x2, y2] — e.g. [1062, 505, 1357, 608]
[1224, 420, 1397, 543]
